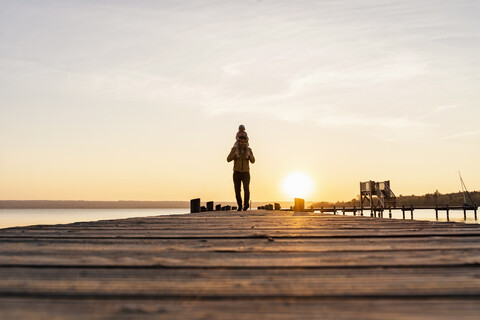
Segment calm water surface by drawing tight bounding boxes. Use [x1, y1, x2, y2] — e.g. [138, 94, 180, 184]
[0, 208, 478, 230]
[0, 208, 189, 229]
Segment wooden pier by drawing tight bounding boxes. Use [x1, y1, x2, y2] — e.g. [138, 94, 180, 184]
[1, 210, 480, 319]
[309, 205, 478, 221]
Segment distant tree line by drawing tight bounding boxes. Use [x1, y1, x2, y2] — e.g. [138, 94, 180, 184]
[0, 200, 190, 209]
[312, 190, 480, 208]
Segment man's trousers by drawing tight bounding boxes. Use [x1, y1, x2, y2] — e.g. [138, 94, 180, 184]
[233, 171, 250, 208]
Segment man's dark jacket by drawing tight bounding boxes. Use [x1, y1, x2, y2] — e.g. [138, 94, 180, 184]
[227, 147, 255, 172]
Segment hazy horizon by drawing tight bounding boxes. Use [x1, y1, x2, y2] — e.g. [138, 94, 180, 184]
[1, 0, 479, 202]
[1, 187, 477, 205]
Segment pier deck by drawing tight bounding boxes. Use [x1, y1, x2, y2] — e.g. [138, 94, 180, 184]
[1, 210, 480, 319]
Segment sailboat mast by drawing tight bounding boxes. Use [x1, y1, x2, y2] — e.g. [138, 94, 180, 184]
[459, 171, 467, 204]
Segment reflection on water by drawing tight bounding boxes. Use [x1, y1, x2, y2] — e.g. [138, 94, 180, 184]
[0, 208, 477, 230]
[316, 209, 479, 224]
[0, 208, 189, 229]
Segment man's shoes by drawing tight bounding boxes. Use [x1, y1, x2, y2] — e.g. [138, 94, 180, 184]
[237, 207, 242, 212]
[243, 204, 249, 211]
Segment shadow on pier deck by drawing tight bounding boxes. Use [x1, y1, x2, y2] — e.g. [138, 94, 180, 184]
[1, 210, 480, 319]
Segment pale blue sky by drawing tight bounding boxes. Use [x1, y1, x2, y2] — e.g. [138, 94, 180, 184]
[1, 0, 479, 201]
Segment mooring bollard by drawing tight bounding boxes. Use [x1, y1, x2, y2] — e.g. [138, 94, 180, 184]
[206, 201, 214, 212]
[294, 198, 305, 212]
[190, 198, 201, 213]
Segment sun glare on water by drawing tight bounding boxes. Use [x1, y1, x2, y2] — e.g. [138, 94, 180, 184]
[282, 172, 314, 199]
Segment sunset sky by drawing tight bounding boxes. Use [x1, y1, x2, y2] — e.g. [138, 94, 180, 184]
[1, 0, 479, 202]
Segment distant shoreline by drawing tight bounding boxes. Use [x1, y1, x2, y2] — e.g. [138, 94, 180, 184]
[2, 191, 478, 209]
[0, 200, 190, 209]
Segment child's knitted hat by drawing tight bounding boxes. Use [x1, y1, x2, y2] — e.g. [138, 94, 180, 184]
[239, 124, 245, 130]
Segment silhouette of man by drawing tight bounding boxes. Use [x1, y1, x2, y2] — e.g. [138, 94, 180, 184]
[227, 137, 255, 211]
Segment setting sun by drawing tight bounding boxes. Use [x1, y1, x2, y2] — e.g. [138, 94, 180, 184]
[282, 172, 314, 199]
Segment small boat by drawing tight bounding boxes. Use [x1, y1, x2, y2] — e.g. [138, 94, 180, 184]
[459, 171, 476, 208]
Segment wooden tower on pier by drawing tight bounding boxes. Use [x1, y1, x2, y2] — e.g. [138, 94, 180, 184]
[360, 180, 396, 211]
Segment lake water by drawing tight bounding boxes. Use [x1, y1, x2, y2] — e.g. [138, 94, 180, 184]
[0, 207, 478, 230]
[0, 208, 189, 229]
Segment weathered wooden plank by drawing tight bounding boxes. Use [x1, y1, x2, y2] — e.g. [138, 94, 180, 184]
[1, 267, 480, 297]
[3, 229, 480, 239]
[1, 248, 480, 267]
[2, 237, 480, 253]
[0, 298, 479, 320]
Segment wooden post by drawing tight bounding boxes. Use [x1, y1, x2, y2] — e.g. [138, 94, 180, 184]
[410, 205, 414, 220]
[294, 198, 305, 212]
[321, 206, 324, 213]
[369, 190, 373, 217]
[190, 198, 200, 213]
[333, 205, 336, 215]
[389, 208, 392, 219]
[464, 207, 467, 221]
[475, 207, 478, 220]
[402, 205, 405, 220]
[435, 205, 438, 221]
[360, 206, 363, 216]
[343, 206, 345, 215]
[353, 206, 356, 216]
[446, 205, 450, 222]
[215, 204, 221, 211]
[206, 201, 214, 212]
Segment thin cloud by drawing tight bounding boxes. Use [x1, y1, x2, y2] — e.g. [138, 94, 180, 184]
[315, 114, 426, 129]
[438, 131, 480, 141]
[436, 105, 458, 112]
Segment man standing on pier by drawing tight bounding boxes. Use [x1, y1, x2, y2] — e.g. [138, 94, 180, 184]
[227, 137, 255, 211]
